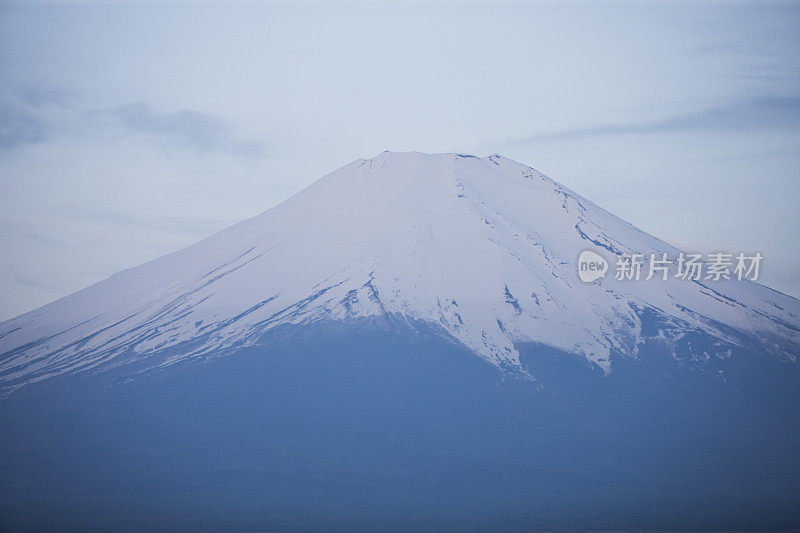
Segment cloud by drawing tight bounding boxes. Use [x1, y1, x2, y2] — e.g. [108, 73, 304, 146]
[104, 102, 265, 156]
[0, 84, 265, 157]
[0, 83, 81, 150]
[19, 84, 73, 108]
[511, 96, 800, 144]
[0, 107, 46, 149]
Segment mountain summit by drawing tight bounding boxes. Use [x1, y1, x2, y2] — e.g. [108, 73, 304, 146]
[1, 151, 797, 391]
[2, 152, 799, 531]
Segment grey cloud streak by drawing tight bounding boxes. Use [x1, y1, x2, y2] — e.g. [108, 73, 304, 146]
[0, 86, 266, 157]
[0, 106, 46, 149]
[103, 103, 265, 156]
[511, 96, 800, 144]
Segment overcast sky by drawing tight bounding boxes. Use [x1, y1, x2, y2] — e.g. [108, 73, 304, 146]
[1, 0, 799, 321]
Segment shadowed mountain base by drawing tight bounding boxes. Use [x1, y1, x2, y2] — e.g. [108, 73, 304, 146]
[1, 319, 799, 532]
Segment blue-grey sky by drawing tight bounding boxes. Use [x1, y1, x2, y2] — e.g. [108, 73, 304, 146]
[1, 0, 799, 321]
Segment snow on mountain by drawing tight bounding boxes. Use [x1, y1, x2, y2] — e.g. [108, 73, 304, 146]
[1, 151, 798, 391]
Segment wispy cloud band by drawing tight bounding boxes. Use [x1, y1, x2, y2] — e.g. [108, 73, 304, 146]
[511, 96, 800, 144]
[0, 86, 266, 156]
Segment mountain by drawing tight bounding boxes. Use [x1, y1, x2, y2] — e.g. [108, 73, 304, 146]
[1, 151, 797, 389]
[1, 151, 799, 532]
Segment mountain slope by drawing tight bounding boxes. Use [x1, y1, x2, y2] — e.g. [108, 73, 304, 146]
[0, 152, 800, 387]
[1, 151, 797, 392]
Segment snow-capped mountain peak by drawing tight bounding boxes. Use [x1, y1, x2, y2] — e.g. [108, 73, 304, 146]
[1, 151, 798, 391]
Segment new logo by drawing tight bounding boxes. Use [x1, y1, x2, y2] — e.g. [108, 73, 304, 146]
[577, 250, 608, 283]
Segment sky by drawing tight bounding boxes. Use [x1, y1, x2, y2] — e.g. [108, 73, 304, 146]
[1, 0, 799, 321]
